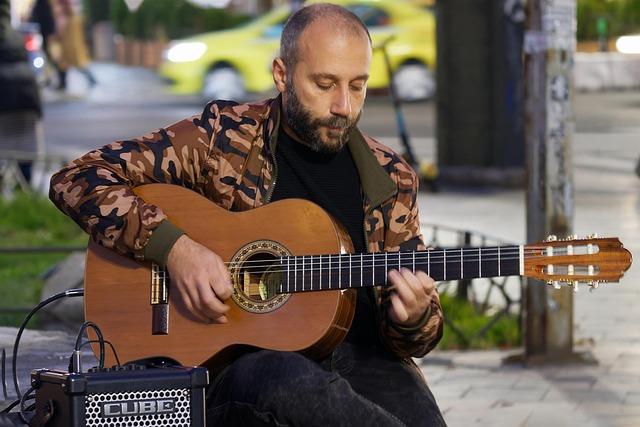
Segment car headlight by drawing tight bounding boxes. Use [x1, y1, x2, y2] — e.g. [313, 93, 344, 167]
[165, 42, 207, 63]
[616, 35, 640, 55]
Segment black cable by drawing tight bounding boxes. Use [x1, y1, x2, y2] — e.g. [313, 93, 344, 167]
[11, 288, 84, 399]
[79, 340, 121, 366]
[1, 398, 20, 413]
[2, 348, 7, 400]
[73, 321, 105, 371]
[19, 385, 35, 424]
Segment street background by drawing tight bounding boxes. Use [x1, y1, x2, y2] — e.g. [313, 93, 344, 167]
[14, 62, 640, 427]
[1, 0, 640, 425]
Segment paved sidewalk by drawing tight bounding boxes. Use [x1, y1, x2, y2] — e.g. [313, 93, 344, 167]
[418, 120, 640, 426]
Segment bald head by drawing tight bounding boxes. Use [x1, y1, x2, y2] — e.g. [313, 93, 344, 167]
[280, 3, 371, 70]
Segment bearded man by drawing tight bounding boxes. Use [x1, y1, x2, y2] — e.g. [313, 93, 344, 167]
[50, 3, 446, 426]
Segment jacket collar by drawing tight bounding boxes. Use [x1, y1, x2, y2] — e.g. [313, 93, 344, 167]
[265, 96, 396, 206]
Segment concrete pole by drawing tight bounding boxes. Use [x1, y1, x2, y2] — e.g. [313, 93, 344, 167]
[523, 0, 576, 361]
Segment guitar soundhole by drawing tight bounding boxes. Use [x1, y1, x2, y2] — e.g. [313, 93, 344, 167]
[230, 240, 291, 313]
[239, 253, 283, 302]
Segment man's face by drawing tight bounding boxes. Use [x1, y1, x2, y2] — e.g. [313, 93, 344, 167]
[279, 21, 371, 153]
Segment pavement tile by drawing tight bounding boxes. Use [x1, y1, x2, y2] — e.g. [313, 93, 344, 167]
[464, 387, 547, 404]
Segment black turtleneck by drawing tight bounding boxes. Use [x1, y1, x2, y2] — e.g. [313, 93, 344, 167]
[270, 126, 381, 348]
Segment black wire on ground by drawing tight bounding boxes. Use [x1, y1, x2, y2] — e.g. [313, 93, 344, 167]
[11, 288, 84, 399]
[18, 385, 35, 424]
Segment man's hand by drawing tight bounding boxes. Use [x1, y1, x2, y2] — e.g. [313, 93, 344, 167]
[166, 235, 233, 323]
[387, 268, 436, 327]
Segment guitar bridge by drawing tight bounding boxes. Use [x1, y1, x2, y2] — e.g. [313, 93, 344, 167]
[151, 263, 169, 335]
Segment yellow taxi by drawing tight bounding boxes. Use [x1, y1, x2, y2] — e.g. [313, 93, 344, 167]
[159, 0, 436, 101]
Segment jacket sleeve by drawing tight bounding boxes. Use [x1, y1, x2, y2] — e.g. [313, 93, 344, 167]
[377, 160, 444, 359]
[49, 102, 220, 264]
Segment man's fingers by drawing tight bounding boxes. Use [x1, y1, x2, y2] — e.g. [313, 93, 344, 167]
[179, 285, 210, 322]
[389, 293, 409, 323]
[196, 282, 230, 319]
[415, 270, 436, 295]
[399, 268, 423, 294]
[388, 270, 419, 310]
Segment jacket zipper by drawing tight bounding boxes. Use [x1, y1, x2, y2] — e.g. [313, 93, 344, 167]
[264, 146, 279, 203]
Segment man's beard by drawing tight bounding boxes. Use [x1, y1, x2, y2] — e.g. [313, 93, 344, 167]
[284, 79, 361, 154]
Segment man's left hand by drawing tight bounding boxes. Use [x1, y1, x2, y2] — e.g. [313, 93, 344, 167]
[387, 268, 437, 327]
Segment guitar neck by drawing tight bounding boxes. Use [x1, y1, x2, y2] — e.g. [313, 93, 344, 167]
[277, 246, 523, 293]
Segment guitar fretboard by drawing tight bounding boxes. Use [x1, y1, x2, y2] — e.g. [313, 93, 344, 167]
[277, 246, 522, 293]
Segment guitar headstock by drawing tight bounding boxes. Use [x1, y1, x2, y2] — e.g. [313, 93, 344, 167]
[523, 235, 633, 291]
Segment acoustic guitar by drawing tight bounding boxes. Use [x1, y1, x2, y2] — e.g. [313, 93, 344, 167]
[84, 184, 633, 370]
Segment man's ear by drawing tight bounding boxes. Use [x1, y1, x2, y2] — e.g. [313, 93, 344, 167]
[272, 57, 287, 94]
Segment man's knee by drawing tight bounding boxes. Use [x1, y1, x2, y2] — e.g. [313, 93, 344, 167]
[214, 350, 326, 402]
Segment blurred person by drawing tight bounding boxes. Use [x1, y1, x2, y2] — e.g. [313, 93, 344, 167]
[49, 4, 446, 426]
[51, 0, 96, 90]
[29, 0, 62, 84]
[0, 0, 42, 185]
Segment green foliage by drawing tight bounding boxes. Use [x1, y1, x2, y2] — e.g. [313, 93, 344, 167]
[578, 0, 640, 40]
[437, 293, 521, 350]
[109, 0, 251, 41]
[0, 193, 86, 326]
[83, 0, 113, 26]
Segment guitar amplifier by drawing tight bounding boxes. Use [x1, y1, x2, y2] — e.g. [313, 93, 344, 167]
[30, 364, 208, 427]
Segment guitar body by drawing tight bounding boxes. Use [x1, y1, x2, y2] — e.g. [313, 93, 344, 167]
[84, 184, 356, 371]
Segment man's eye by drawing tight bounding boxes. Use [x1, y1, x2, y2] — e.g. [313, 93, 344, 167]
[317, 83, 332, 91]
[351, 85, 364, 92]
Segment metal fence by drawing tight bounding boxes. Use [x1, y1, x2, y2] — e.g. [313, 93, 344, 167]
[423, 223, 523, 348]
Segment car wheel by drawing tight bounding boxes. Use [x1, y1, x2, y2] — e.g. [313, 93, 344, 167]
[202, 66, 246, 101]
[392, 63, 436, 102]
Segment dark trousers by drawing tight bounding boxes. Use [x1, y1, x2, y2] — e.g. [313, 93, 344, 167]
[206, 342, 447, 426]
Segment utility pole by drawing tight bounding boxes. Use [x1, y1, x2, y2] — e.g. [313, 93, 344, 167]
[523, 0, 581, 362]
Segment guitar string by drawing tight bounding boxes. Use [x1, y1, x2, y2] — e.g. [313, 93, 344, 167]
[218, 243, 597, 266]
[214, 253, 596, 276]
[219, 250, 588, 270]
[218, 247, 584, 268]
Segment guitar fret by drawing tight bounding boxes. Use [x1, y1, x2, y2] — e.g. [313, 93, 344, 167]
[460, 248, 464, 279]
[310, 255, 313, 290]
[302, 255, 305, 291]
[385, 252, 388, 285]
[360, 253, 363, 288]
[398, 251, 401, 271]
[319, 255, 322, 291]
[498, 247, 501, 276]
[329, 254, 332, 289]
[294, 256, 297, 292]
[339, 255, 342, 288]
[412, 251, 415, 273]
[428, 250, 430, 276]
[286, 257, 289, 293]
[443, 250, 447, 280]
[372, 253, 375, 285]
[479, 248, 482, 277]
[349, 254, 352, 287]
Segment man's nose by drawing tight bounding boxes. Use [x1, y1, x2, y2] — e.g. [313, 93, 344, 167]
[330, 87, 351, 118]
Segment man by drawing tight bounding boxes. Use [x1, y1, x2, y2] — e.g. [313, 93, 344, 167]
[50, 3, 446, 426]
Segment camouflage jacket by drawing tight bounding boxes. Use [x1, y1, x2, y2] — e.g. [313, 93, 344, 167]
[50, 96, 443, 359]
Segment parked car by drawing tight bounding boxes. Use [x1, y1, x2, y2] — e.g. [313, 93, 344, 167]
[159, 0, 436, 102]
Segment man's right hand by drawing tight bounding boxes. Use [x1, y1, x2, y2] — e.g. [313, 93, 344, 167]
[166, 235, 233, 323]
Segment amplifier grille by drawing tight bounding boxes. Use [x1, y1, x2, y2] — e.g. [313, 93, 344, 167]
[85, 388, 191, 426]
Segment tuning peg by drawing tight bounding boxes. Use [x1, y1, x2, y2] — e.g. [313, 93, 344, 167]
[572, 281, 579, 292]
[565, 234, 578, 241]
[587, 233, 599, 239]
[553, 281, 562, 289]
[546, 235, 558, 242]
